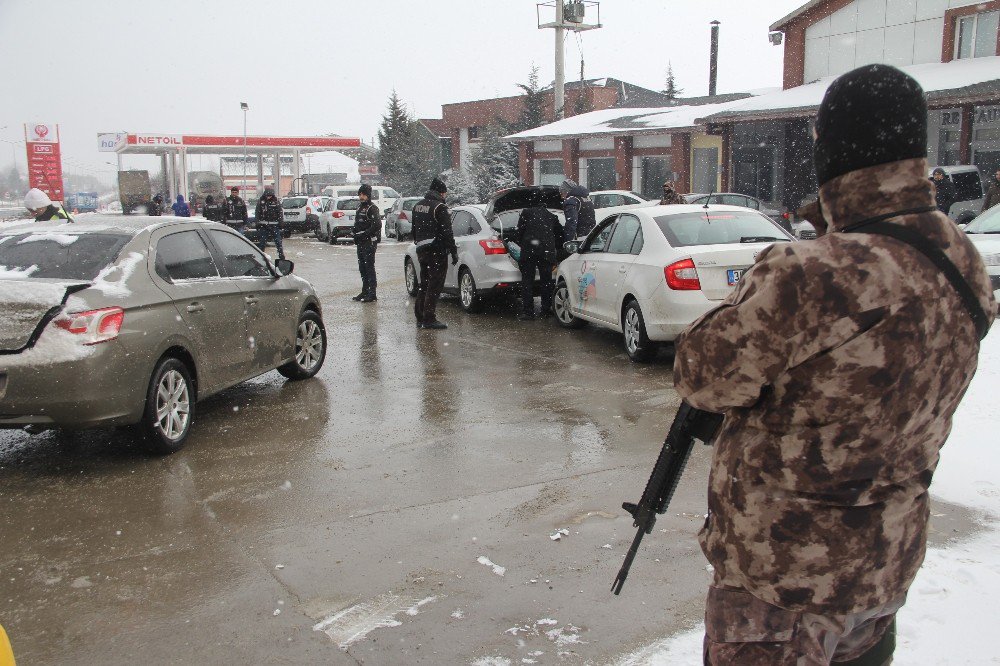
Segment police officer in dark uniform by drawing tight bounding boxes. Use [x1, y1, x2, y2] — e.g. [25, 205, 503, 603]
[254, 186, 285, 259]
[352, 184, 381, 302]
[202, 195, 224, 222]
[411, 176, 457, 329]
[222, 186, 249, 233]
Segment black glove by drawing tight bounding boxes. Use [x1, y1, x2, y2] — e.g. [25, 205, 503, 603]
[451, 251, 458, 265]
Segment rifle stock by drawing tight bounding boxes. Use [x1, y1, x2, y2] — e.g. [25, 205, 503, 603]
[612, 402, 723, 595]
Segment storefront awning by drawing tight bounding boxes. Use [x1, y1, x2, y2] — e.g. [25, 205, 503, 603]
[698, 56, 1000, 125]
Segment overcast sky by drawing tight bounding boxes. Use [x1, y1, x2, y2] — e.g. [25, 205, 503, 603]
[0, 0, 804, 184]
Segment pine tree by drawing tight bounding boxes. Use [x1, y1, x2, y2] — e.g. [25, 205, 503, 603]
[662, 62, 684, 104]
[441, 168, 479, 206]
[469, 123, 521, 202]
[377, 90, 416, 193]
[516, 66, 547, 132]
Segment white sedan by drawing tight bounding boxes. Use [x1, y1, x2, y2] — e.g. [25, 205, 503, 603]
[553, 204, 794, 362]
[962, 203, 1000, 297]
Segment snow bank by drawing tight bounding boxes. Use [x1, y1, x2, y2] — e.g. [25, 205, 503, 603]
[620, 328, 1000, 665]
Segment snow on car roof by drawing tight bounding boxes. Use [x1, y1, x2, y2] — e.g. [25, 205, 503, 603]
[0, 216, 220, 236]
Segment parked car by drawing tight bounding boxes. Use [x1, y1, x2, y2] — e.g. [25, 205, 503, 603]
[928, 165, 986, 225]
[385, 196, 423, 240]
[553, 204, 794, 362]
[403, 191, 566, 313]
[280, 195, 328, 236]
[591, 190, 652, 209]
[317, 196, 363, 244]
[683, 192, 783, 220]
[962, 202, 1000, 296]
[0, 216, 327, 453]
[321, 185, 400, 217]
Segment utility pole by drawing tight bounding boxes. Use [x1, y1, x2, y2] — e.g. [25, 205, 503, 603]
[709, 21, 720, 97]
[538, 2, 601, 120]
[240, 102, 249, 193]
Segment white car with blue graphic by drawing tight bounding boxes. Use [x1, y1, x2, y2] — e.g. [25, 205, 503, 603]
[552, 204, 794, 362]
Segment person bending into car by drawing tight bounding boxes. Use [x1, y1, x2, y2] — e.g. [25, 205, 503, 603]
[514, 201, 563, 321]
[559, 179, 596, 239]
[674, 64, 995, 665]
[255, 186, 285, 260]
[352, 184, 381, 302]
[222, 186, 249, 233]
[411, 177, 458, 330]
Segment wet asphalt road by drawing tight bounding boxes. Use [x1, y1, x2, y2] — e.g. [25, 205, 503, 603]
[0, 236, 977, 665]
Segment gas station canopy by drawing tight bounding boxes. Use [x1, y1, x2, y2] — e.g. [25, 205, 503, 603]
[113, 133, 362, 155]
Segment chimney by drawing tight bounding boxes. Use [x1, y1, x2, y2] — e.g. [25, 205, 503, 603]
[709, 20, 720, 97]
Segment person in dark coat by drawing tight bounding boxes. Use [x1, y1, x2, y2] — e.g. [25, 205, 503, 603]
[411, 176, 458, 329]
[659, 180, 686, 205]
[352, 184, 381, 302]
[148, 194, 164, 216]
[222, 186, 249, 232]
[171, 194, 191, 217]
[254, 187, 285, 259]
[202, 195, 223, 222]
[514, 202, 564, 320]
[982, 168, 1000, 213]
[931, 167, 958, 217]
[560, 179, 596, 239]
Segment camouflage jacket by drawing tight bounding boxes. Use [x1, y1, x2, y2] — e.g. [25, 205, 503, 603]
[659, 189, 686, 205]
[674, 157, 996, 614]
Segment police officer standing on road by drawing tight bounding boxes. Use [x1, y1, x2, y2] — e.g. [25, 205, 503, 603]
[222, 186, 249, 233]
[674, 64, 995, 665]
[411, 176, 457, 330]
[255, 186, 285, 260]
[352, 184, 381, 302]
[202, 195, 223, 222]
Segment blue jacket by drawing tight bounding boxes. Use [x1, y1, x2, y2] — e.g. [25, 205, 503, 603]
[563, 185, 596, 239]
[172, 195, 191, 217]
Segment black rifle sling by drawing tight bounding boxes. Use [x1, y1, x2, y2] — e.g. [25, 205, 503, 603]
[846, 221, 989, 341]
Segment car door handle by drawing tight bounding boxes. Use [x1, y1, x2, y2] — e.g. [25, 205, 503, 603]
[244, 295, 259, 305]
[186, 302, 205, 313]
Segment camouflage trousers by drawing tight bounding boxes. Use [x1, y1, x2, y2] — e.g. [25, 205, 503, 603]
[703, 582, 903, 666]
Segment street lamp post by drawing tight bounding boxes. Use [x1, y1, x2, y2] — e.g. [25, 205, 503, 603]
[240, 102, 249, 194]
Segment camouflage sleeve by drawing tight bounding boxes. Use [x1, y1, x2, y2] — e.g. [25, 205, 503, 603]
[674, 243, 865, 412]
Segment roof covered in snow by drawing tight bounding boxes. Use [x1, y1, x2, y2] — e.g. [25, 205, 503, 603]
[698, 56, 1000, 124]
[504, 97, 756, 142]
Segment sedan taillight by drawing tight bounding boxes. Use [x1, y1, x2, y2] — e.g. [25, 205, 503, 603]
[332, 211, 345, 218]
[53, 307, 125, 345]
[306, 206, 312, 215]
[479, 239, 507, 255]
[399, 211, 408, 221]
[664, 259, 701, 290]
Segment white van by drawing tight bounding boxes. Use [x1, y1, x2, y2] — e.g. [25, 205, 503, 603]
[321, 185, 400, 217]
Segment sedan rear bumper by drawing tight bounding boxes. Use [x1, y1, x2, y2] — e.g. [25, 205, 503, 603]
[642, 283, 719, 342]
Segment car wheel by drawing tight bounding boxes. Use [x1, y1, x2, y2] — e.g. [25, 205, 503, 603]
[278, 310, 327, 380]
[622, 300, 657, 363]
[139, 357, 195, 454]
[553, 281, 585, 329]
[459, 268, 482, 313]
[282, 229, 292, 239]
[327, 230, 337, 245]
[405, 258, 419, 296]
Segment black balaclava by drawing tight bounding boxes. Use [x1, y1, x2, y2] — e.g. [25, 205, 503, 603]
[814, 64, 927, 187]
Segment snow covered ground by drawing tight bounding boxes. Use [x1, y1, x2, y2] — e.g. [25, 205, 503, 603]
[620, 327, 1000, 665]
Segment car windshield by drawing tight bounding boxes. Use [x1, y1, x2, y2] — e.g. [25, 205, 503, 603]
[965, 205, 1000, 233]
[338, 199, 361, 210]
[655, 211, 792, 247]
[0, 232, 132, 280]
[281, 198, 308, 209]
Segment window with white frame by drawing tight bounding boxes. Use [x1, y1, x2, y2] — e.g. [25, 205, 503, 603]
[956, 11, 999, 59]
[537, 159, 565, 186]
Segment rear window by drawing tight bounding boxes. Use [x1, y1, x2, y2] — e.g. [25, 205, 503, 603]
[337, 189, 356, 197]
[282, 198, 308, 209]
[655, 211, 791, 247]
[952, 172, 984, 201]
[384, 189, 400, 198]
[0, 232, 131, 280]
[338, 199, 361, 210]
[402, 199, 418, 211]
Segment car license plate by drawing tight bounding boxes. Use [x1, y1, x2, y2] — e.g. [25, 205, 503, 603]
[727, 269, 744, 285]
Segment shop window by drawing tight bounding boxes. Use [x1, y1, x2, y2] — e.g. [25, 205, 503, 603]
[956, 11, 999, 59]
[640, 156, 672, 199]
[586, 158, 617, 191]
[538, 159, 565, 186]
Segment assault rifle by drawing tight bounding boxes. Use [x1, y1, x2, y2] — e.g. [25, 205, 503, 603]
[612, 402, 724, 595]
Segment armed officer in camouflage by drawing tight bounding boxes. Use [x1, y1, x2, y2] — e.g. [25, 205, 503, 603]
[674, 65, 996, 665]
[411, 176, 457, 330]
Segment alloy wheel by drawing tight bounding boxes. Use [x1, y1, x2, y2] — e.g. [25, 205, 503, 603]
[155, 369, 190, 442]
[405, 261, 417, 294]
[624, 308, 640, 354]
[296, 319, 323, 371]
[554, 285, 573, 324]
[460, 272, 475, 308]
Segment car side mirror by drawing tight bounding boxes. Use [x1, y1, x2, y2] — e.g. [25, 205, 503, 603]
[564, 240, 582, 255]
[274, 258, 294, 276]
[957, 223, 968, 231]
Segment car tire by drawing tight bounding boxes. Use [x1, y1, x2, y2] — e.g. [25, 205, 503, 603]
[405, 257, 419, 296]
[327, 230, 337, 245]
[553, 280, 585, 329]
[278, 310, 327, 380]
[138, 357, 195, 455]
[622, 300, 657, 363]
[282, 229, 292, 239]
[459, 268, 482, 313]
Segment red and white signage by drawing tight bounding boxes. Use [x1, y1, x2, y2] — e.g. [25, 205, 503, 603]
[24, 122, 63, 202]
[124, 133, 361, 150]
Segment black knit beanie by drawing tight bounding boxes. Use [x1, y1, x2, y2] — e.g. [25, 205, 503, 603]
[814, 64, 927, 187]
[429, 176, 447, 194]
[358, 184, 373, 197]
